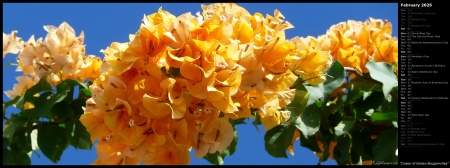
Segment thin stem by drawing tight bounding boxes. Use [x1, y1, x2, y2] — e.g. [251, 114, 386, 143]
[33, 150, 40, 158]
[344, 67, 363, 77]
[31, 121, 60, 130]
[286, 115, 300, 125]
[3, 58, 19, 69]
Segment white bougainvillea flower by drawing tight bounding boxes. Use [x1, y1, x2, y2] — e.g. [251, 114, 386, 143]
[4, 76, 36, 99]
[3, 30, 24, 58]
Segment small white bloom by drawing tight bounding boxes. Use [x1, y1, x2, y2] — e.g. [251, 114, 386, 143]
[129, 119, 135, 127]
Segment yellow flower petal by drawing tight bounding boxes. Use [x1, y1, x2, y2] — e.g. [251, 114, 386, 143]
[165, 44, 191, 68]
[232, 18, 253, 44]
[374, 38, 398, 65]
[207, 87, 238, 113]
[180, 59, 202, 82]
[152, 116, 171, 135]
[287, 129, 300, 156]
[186, 72, 216, 99]
[240, 69, 264, 91]
[117, 125, 144, 146]
[261, 39, 296, 67]
[142, 94, 169, 118]
[260, 110, 280, 131]
[104, 109, 128, 132]
[79, 111, 112, 143]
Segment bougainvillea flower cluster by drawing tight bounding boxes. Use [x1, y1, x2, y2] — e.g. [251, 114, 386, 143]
[79, 3, 332, 165]
[4, 22, 102, 100]
[319, 18, 398, 74]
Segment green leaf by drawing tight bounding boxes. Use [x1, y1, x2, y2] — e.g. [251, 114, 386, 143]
[79, 88, 91, 98]
[37, 122, 69, 163]
[34, 82, 70, 119]
[16, 77, 52, 109]
[229, 118, 246, 126]
[251, 108, 262, 133]
[51, 101, 74, 123]
[55, 82, 71, 99]
[10, 143, 31, 165]
[70, 98, 87, 118]
[203, 151, 224, 165]
[323, 61, 345, 102]
[33, 97, 54, 119]
[371, 112, 397, 123]
[62, 79, 88, 89]
[365, 61, 398, 100]
[380, 94, 398, 115]
[3, 137, 11, 149]
[351, 75, 379, 92]
[14, 128, 32, 153]
[334, 133, 352, 165]
[372, 128, 397, 163]
[3, 115, 28, 142]
[300, 62, 344, 108]
[3, 97, 19, 124]
[352, 91, 384, 120]
[316, 131, 335, 163]
[287, 88, 310, 117]
[19, 109, 39, 121]
[3, 96, 20, 114]
[14, 152, 31, 165]
[346, 84, 363, 103]
[299, 133, 321, 153]
[320, 93, 345, 134]
[350, 126, 375, 164]
[264, 123, 296, 158]
[304, 84, 324, 106]
[69, 121, 92, 150]
[3, 148, 14, 165]
[328, 111, 345, 131]
[323, 92, 344, 115]
[334, 116, 355, 137]
[295, 103, 321, 137]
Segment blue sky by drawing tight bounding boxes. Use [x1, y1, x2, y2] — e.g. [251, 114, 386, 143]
[3, 3, 398, 165]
